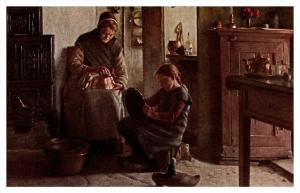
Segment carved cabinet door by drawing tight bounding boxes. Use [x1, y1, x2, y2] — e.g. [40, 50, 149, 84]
[7, 35, 54, 81]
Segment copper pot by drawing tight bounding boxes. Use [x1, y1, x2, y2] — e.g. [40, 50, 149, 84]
[92, 76, 114, 89]
[80, 73, 115, 90]
[168, 40, 182, 54]
[44, 138, 90, 175]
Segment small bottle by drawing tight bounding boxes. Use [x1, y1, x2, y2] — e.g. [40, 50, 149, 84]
[185, 32, 193, 55]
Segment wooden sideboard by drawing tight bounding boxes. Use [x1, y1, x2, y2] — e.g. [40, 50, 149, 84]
[206, 28, 293, 162]
[226, 75, 293, 186]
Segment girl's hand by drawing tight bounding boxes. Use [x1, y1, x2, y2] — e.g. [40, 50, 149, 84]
[143, 104, 156, 117]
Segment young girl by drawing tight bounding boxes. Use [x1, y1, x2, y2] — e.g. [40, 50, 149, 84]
[118, 64, 192, 170]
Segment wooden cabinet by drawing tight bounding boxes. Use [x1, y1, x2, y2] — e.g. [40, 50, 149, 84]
[7, 7, 55, 131]
[207, 28, 293, 161]
[7, 35, 55, 129]
[167, 54, 198, 144]
[7, 7, 42, 35]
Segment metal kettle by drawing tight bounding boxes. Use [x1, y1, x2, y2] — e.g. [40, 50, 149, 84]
[243, 53, 272, 74]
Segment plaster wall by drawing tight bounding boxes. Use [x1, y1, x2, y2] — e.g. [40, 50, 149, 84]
[123, 7, 143, 91]
[43, 7, 98, 110]
[164, 7, 197, 56]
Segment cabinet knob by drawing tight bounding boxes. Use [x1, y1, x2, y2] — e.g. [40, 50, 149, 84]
[229, 36, 238, 42]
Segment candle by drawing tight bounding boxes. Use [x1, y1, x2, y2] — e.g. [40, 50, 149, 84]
[230, 6, 233, 14]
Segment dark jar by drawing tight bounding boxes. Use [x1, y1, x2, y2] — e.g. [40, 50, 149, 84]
[269, 11, 279, 28]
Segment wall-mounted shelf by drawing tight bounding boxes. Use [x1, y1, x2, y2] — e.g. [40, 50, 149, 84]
[166, 54, 197, 62]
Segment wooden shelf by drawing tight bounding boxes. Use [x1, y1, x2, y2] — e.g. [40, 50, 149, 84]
[166, 54, 197, 62]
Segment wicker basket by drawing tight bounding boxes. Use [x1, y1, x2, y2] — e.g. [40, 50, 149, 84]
[44, 138, 90, 175]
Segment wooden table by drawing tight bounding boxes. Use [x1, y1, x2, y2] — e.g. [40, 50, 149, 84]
[226, 75, 293, 186]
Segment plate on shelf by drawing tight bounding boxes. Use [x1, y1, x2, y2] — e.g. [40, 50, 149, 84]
[245, 73, 274, 78]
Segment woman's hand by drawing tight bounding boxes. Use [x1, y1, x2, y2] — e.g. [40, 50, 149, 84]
[112, 82, 124, 90]
[98, 66, 111, 77]
[86, 66, 111, 77]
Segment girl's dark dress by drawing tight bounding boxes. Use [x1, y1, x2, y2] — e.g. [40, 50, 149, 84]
[118, 85, 192, 158]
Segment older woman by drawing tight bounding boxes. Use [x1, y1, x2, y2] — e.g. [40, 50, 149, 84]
[63, 12, 128, 152]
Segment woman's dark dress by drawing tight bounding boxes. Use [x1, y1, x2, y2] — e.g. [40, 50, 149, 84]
[63, 28, 128, 141]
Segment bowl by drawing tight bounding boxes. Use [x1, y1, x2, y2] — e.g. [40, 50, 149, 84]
[44, 138, 90, 175]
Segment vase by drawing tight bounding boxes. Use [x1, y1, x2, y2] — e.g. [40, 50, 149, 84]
[246, 17, 252, 28]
